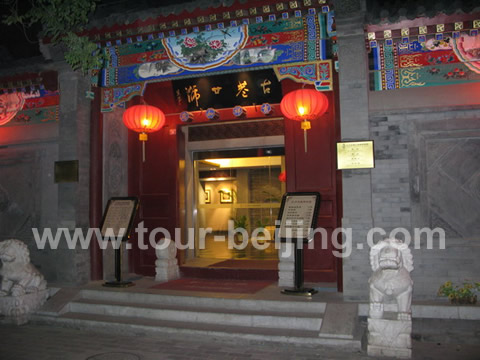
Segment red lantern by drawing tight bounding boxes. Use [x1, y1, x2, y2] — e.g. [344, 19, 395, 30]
[123, 104, 165, 162]
[280, 89, 328, 152]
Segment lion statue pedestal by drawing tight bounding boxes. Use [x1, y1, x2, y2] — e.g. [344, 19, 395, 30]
[155, 239, 179, 282]
[367, 238, 413, 359]
[0, 239, 48, 325]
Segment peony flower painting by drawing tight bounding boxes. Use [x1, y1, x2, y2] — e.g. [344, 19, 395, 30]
[162, 25, 249, 71]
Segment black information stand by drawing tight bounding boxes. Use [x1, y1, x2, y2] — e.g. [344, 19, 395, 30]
[276, 192, 321, 296]
[100, 197, 139, 288]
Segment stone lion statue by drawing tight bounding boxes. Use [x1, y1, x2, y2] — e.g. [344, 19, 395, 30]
[0, 239, 47, 297]
[368, 238, 413, 321]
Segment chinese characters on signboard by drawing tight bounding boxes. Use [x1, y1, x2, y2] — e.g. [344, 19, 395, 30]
[172, 69, 282, 111]
[277, 193, 320, 242]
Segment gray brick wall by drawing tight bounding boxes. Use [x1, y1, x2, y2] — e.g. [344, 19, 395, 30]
[370, 116, 411, 233]
[341, 218, 374, 300]
[53, 68, 91, 285]
[367, 108, 480, 300]
[336, 7, 374, 300]
[342, 103, 480, 300]
[334, 0, 480, 301]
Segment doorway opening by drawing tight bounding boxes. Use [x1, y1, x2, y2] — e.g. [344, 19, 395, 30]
[180, 119, 286, 279]
[193, 147, 285, 262]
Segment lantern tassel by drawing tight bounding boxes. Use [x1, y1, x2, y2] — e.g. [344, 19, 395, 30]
[304, 129, 307, 152]
[139, 132, 148, 162]
[300, 120, 311, 153]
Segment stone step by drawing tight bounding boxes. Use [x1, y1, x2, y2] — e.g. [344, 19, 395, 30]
[78, 288, 327, 314]
[33, 287, 362, 350]
[30, 311, 362, 349]
[319, 303, 359, 340]
[68, 298, 322, 331]
[35, 288, 78, 317]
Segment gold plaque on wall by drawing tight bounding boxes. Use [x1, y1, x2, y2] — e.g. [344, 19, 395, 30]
[54, 160, 79, 183]
[337, 141, 375, 170]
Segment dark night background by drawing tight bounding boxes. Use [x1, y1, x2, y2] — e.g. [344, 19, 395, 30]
[0, 0, 193, 68]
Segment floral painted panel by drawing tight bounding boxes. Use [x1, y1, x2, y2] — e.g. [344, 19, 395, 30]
[370, 33, 480, 90]
[103, 42, 304, 86]
[162, 26, 249, 71]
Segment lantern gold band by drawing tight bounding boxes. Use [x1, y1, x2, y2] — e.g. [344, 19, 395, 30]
[301, 120, 311, 130]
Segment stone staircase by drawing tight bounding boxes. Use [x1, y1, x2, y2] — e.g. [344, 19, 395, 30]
[31, 287, 363, 349]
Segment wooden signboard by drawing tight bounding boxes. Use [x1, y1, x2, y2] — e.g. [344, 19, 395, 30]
[277, 192, 321, 243]
[172, 69, 282, 111]
[101, 197, 138, 240]
[101, 197, 138, 288]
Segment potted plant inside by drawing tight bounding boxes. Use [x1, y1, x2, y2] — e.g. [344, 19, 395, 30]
[233, 214, 248, 231]
[254, 218, 272, 244]
[437, 281, 480, 305]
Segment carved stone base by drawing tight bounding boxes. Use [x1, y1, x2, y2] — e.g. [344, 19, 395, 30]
[368, 344, 411, 359]
[155, 239, 180, 282]
[0, 290, 49, 325]
[155, 258, 180, 282]
[368, 317, 412, 358]
[278, 243, 295, 287]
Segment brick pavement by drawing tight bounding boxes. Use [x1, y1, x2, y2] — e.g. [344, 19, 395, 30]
[0, 324, 479, 360]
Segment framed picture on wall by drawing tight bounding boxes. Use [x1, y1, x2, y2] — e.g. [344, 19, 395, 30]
[205, 189, 211, 204]
[220, 190, 232, 203]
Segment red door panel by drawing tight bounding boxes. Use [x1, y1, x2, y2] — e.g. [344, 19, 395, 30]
[284, 85, 341, 283]
[128, 107, 179, 276]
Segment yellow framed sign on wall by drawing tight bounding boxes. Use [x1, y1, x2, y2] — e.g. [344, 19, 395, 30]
[337, 141, 375, 170]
